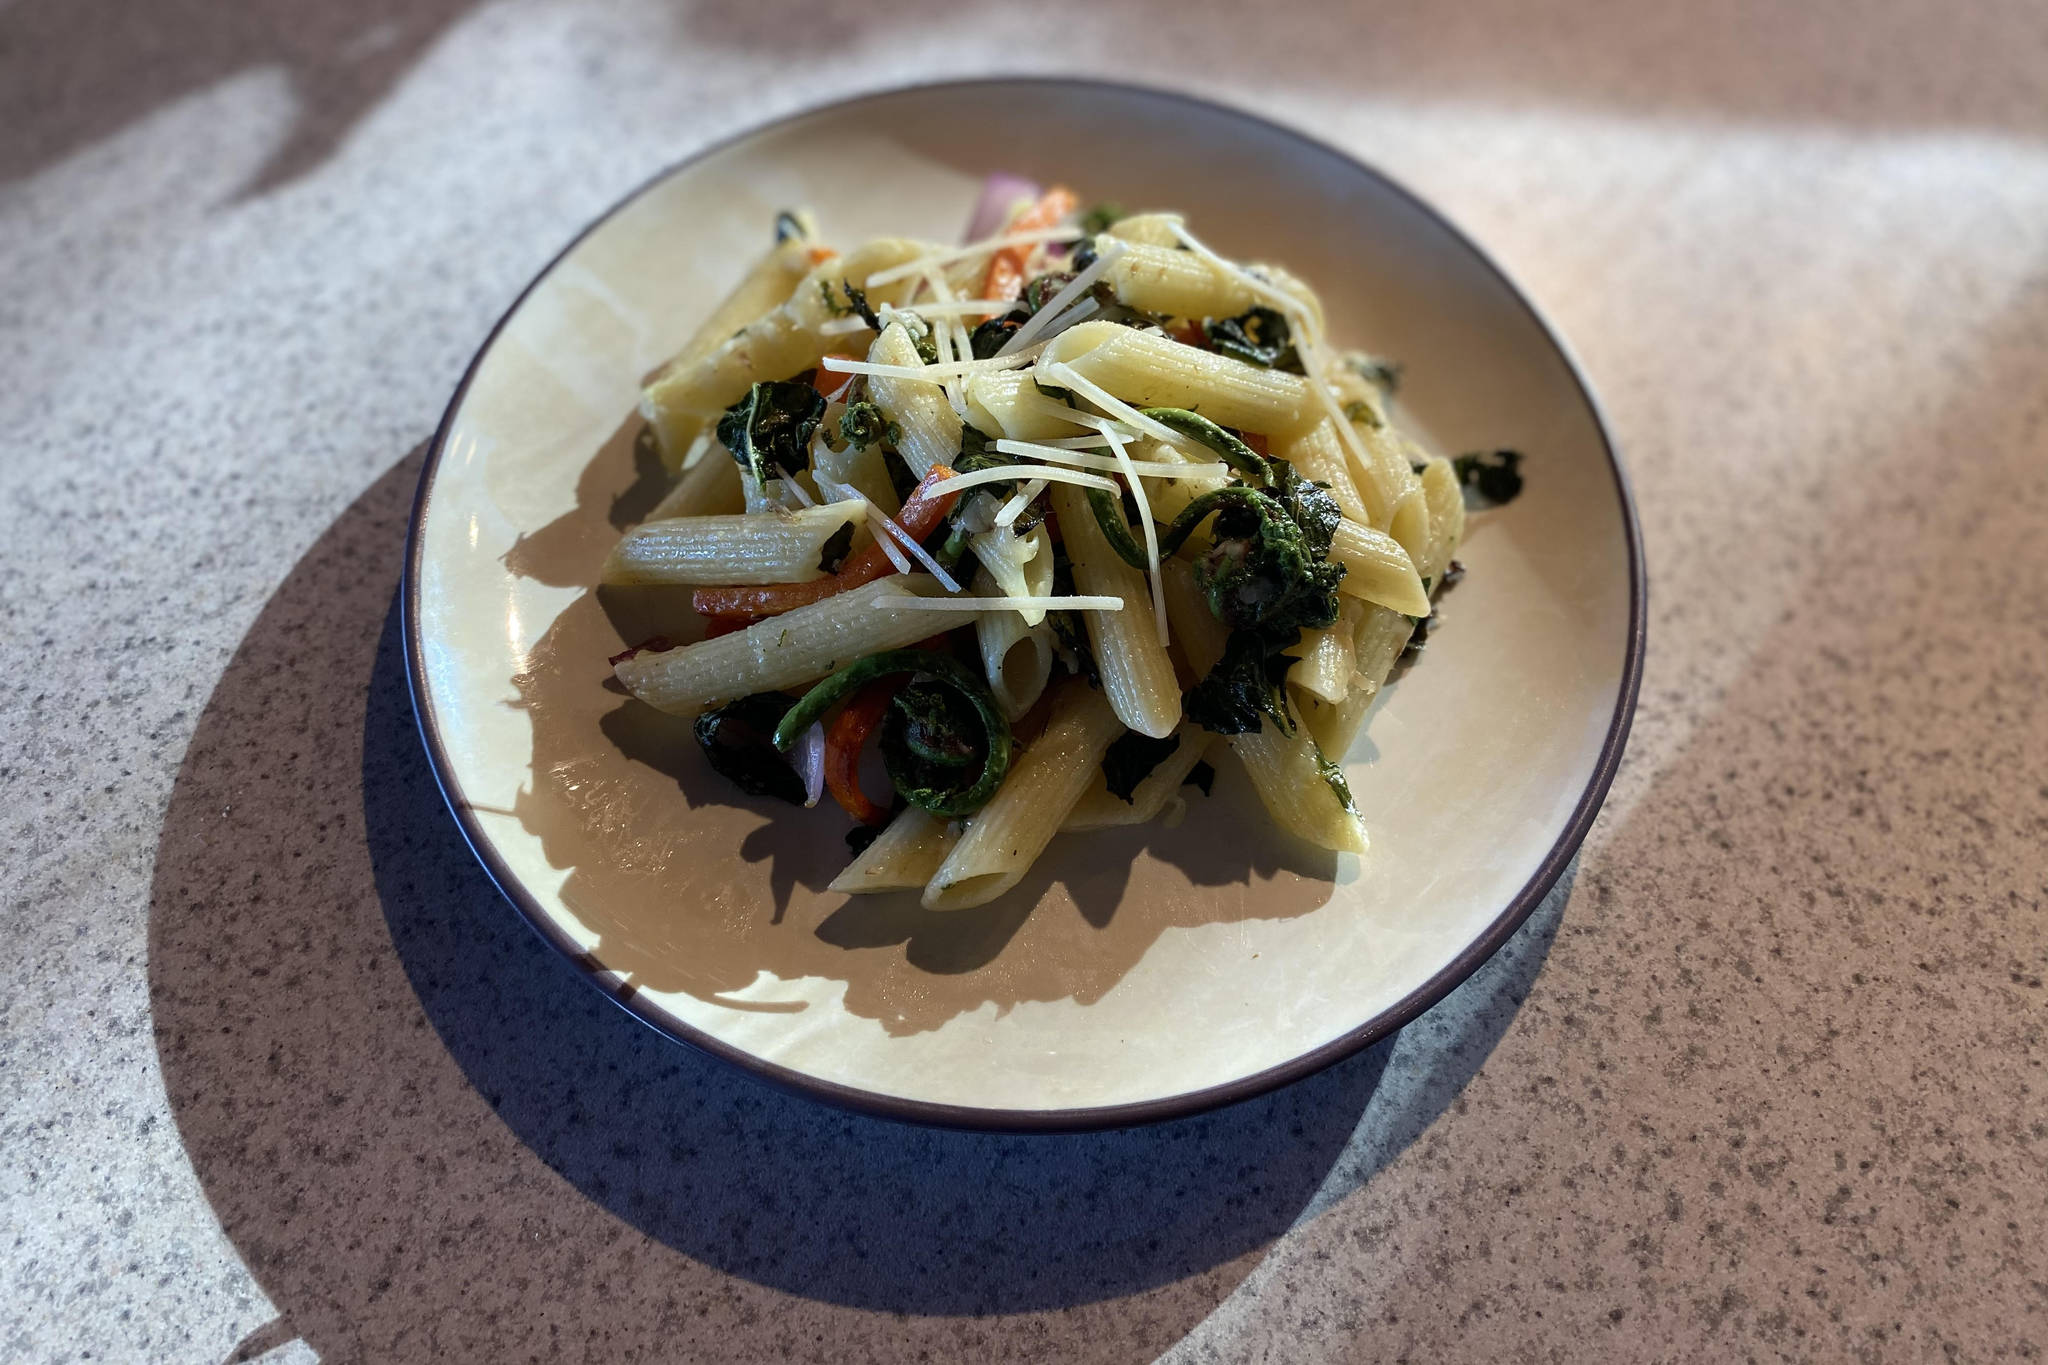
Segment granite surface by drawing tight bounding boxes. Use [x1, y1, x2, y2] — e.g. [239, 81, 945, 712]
[4, 1, 2045, 1361]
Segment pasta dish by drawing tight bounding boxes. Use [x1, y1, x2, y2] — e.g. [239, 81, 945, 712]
[604, 181, 1503, 910]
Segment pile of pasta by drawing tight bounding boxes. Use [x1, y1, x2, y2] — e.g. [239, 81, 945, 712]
[605, 187, 1465, 911]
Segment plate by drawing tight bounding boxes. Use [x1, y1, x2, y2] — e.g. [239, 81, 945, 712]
[404, 78, 1644, 1130]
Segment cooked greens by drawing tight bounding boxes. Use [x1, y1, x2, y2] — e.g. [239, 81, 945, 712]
[774, 651, 1012, 817]
[1101, 731, 1181, 803]
[1203, 307, 1303, 373]
[693, 693, 805, 805]
[717, 379, 826, 485]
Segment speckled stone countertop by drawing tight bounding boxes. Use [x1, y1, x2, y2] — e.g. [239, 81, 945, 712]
[5, 3, 2045, 1361]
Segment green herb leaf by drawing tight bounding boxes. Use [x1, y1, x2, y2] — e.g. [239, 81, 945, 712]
[693, 693, 805, 804]
[717, 379, 826, 485]
[1346, 353, 1402, 394]
[1343, 399, 1383, 430]
[891, 677, 983, 769]
[1185, 628, 1300, 735]
[1080, 202, 1124, 236]
[1204, 307, 1302, 373]
[837, 400, 892, 450]
[839, 282, 881, 330]
[1452, 450, 1525, 505]
[1101, 731, 1181, 803]
[1313, 741, 1357, 814]
[970, 313, 1024, 359]
[775, 650, 1013, 817]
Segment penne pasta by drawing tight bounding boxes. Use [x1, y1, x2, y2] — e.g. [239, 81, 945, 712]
[1104, 241, 1324, 334]
[1062, 727, 1218, 832]
[923, 681, 1123, 909]
[614, 574, 949, 715]
[1290, 598, 1365, 705]
[641, 238, 926, 438]
[828, 807, 959, 895]
[866, 321, 964, 478]
[963, 368, 1095, 441]
[602, 501, 864, 586]
[973, 565, 1056, 721]
[1162, 562, 1365, 854]
[641, 225, 821, 466]
[1038, 321, 1317, 436]
[1277, 420, 1371, 526]
[1049, 482, 1180, 737]
[1328, 518, 1431, 617]
[646, 447, 746, 520]
[602, 197, 1501, 908]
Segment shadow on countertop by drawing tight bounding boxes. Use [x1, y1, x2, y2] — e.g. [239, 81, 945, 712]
[147, 446, 1565, 1361]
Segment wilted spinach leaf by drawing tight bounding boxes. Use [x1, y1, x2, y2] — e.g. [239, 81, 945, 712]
[970, 313, 1025, 358]
[1452, 449, 1525, 506]
[1204, 307, 1302, 373]
[1101, 731, 1181, 803]
[1346, 352, 1402, 394]
[1184, 628, 1300, 735]
[838, 399, 896, 450]
[1080, 202, 1124, 236]
[718, 379, 825, 485]
[693, 693, 805, 804]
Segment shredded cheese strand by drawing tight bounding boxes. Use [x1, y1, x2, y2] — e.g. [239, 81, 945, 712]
[994, 477, 1047, 528]
[890, 594, 1124, 613]
[927, 464, 1119, 498]
[865, 228, 1087, 288]
[1037, 362, 1193, 451]
[821, 344, 1047, 383]
[875, 512, 962, 592]
[992, 439, 1225, 481]
[1102, 427, 1171, 647]
[997, 242, 1128, 356]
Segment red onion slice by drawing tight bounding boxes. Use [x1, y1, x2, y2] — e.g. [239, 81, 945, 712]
[963, 173, 1040, 242]
[797, 722, 827, 808]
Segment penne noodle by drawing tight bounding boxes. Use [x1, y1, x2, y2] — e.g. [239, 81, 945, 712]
[923, 681, 1123, 909]
[829, 807, 959, 895]
[640, 227, 821, 467]
[1415, 456, 1466, 586]
[973, 565, 1056, 721]
[646, 447, 746, 520]
[614, 575, 948, 715]
[866, 321, 964, 478]
[1277, 419, 1372, 526]
[1290, 598, 1365, 704]
[1049, 482, 1181, 738]
[1328, 519, 1431, 617]
[641, 238, 926, 440]
[1039, 321, 1318, 436]
[601, 502, 864, 586]
[1062, 728, 1219, 832]
[963, 368, 1095, 441]
[1103, 242, 1324, 333]
[1163, 562, 1365, 853]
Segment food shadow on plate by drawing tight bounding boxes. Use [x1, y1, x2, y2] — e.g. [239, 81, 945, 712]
[508, 414, 1354, 1036]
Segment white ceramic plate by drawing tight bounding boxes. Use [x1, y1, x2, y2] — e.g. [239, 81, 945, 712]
[405, 78, 1643, 1130]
